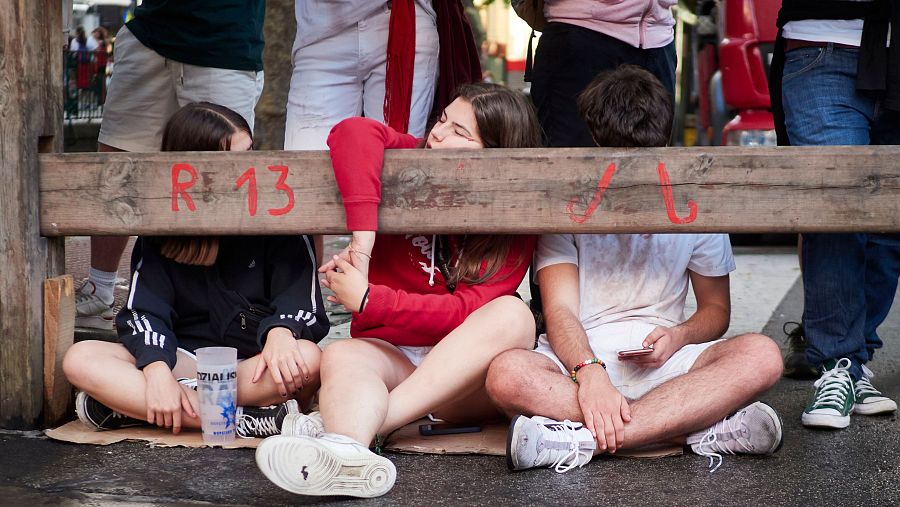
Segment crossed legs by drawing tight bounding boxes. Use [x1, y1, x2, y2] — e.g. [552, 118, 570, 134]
[63, 339, 322, 429]
[486, 333, 782, 452]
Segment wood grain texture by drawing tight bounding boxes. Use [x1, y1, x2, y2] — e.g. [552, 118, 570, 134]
[43, 276, 74, 426]
[40, 146, 900, 235]
[1, 0, 64, 429]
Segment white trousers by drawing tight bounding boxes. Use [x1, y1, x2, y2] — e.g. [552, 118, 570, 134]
[284, 4, 439, 149]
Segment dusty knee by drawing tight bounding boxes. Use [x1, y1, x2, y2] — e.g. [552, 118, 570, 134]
[485, 350, 535, 406]
[732, 333, 783, 385]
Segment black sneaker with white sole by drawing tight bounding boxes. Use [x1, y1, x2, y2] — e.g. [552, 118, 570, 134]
[75, 391, 148, 430]
[236, 399, 300, 438]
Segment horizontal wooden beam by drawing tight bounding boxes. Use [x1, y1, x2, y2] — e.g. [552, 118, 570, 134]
[40, 146, 900, 235]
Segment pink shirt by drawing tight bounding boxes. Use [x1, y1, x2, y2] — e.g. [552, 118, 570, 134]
[544, 0, 676, 49]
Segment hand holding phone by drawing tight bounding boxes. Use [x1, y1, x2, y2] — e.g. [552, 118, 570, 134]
[617, 345, 654, 359]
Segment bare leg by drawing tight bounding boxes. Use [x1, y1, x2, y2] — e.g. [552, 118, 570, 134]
[487, 333, 783, 451]
[174, 340, 323, 409]
[319, 296, 535, 445]
[377, 296, 535, 435]
[63, 340, 321, 427]
[319, 338, 416, 445]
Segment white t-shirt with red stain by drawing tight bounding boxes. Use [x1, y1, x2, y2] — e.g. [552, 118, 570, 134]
[536, 233, 736, 333]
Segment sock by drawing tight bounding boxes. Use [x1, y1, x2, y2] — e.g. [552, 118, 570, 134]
[88, 267, 116, 305]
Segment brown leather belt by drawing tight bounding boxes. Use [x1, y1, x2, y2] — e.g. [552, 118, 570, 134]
[784, 39, 858, 51]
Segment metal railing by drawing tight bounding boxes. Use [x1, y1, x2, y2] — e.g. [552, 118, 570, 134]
[64, 49, 110, 121]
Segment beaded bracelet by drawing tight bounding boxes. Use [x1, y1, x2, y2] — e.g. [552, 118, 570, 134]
[570, 358, 605, 383]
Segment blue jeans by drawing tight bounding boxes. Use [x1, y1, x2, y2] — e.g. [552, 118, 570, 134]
[782, 44, 900, 381]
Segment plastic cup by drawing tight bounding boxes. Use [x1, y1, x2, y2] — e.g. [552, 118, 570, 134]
[196, 347, 238, 445]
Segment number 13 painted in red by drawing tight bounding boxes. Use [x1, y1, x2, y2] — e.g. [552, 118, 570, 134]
[235, 165, 295, 216]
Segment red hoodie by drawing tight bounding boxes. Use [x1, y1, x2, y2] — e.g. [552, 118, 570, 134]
[327, 117, 536, 347]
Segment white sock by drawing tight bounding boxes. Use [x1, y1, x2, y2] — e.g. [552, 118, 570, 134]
[88, 267, 116, 305]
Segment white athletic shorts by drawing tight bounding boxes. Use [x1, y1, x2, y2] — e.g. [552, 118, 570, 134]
[284, 3, 439, 149]
[99, 26, 264, 152]
[396, 345, 434, 368]
[533, 320, 723, 400]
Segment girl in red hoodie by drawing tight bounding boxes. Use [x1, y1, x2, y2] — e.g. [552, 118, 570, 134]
[257, 83, 541, 497]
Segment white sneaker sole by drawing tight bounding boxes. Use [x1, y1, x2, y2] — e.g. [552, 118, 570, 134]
[74, 391, 99, 430]
[751, 402, 784, 454]
[801, 411, 850, 429]
[256, 436, 395, 498]
[75, 314, 114, 330]
[853, 399, 898, 415]
[506, 415, 530, 471]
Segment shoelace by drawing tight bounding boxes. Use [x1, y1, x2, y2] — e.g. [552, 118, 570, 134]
[811, 358, 853, 411]
[286, 413, 323, 438]
[782, 321, 803, 342]
[693, 410, 752, 473]
[549, 420, 590, 474]
[75, 284, 96, 304]
[855, 375, 883, 398]
[237, 413, 279, 438]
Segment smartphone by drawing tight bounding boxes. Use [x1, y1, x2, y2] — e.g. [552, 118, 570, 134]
[617, 346, 654, 359]
[418, 423, 482, 436]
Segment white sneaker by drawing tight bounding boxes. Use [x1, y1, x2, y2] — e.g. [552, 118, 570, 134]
[853, 365, 898, 415]
[506, 415, 596, 473]
[75, 280, 115, 330]
[256, 433, 396, 498]
[688, 401, 783, 473]
[281, 411, 324, 438]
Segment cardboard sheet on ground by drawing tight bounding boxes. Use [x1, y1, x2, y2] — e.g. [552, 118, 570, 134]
[46, 419, 681, 458]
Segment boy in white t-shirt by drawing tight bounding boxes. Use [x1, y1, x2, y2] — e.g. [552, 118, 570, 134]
[485, 65, 785, 473]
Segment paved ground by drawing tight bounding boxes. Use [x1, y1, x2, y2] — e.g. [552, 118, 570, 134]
[4, 244, 899, 506]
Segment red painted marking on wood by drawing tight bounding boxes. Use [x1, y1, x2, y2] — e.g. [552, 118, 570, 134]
[656, 162, 697, 224]
[267, 165, 295, 216]
[457, 162, 465, 170]
[171, 163, 197, 212]
[235, 167, 258, 216]
[566, 162, 617, 223]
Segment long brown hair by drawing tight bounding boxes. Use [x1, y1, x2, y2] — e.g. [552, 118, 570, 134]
[441, 83, 541, 286]
[156, 102, 252, 266]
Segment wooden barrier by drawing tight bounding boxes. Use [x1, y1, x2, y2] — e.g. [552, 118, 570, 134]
[0, 0, 65, 429]
[40, 146, 900, 235]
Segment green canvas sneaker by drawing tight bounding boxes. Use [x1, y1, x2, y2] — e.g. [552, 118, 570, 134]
[853, 365, 898, 416]
[802, 358, 854, 429]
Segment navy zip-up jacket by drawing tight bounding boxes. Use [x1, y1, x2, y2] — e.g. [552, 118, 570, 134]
[116, 235, 330, 370]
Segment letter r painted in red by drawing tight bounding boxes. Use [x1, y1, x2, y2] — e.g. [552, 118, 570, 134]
[171, 163, 198, 212]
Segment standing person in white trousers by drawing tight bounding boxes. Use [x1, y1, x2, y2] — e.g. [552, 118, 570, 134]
[285, 1, 440, 150]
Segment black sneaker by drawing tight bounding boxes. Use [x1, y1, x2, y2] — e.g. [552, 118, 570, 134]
[236, 399, 300, 438]
[782, 322, 819, 380]
[75, 391, 148, 430]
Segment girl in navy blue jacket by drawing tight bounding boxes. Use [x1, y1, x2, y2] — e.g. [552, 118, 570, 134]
[63, 102, 329, 437]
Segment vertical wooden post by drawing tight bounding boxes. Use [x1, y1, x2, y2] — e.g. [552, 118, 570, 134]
[0, 0, 65, 429]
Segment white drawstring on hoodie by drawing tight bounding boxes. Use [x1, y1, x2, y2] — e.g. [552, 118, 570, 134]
[428, 234, 437, 286]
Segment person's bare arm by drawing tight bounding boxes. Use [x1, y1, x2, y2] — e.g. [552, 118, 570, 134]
[629, 272, 730, 369]
[539, 263, 631, 453]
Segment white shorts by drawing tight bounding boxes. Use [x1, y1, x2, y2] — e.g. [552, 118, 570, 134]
[396, 345, 434, 368]
[284, 4, 439, 149]
[99, 26, 265, 152]
[533, 321, 722, 400]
